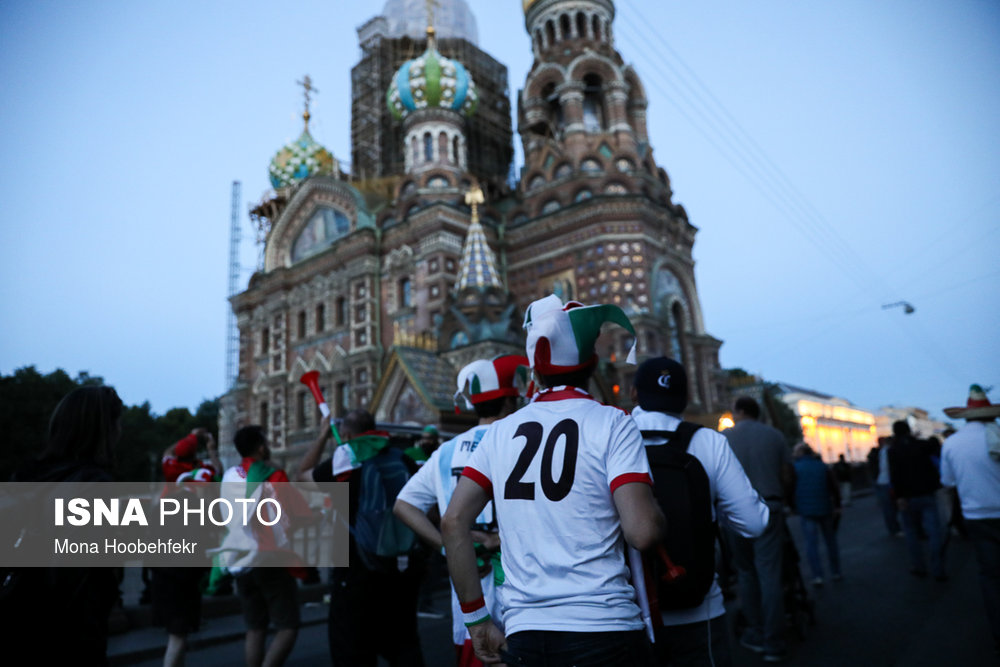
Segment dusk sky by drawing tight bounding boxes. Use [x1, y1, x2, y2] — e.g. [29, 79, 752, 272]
[1, 0, 997, 420]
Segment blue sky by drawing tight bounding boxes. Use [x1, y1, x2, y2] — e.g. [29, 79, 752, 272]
[1, 0, 997, 419]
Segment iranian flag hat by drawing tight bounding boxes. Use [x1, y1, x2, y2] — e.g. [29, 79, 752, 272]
[523, 294, 637, 374]
[455, 355, 530, 410]
[943, 384, 1000, 420]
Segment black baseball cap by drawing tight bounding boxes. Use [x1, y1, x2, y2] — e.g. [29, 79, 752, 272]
[633, 357, 688, 414]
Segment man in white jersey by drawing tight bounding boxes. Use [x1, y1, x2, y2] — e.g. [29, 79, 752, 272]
[631, 357, 768, 666]
[940, 384, 1000, 657]
[442, 295, 665, 666]
[394, 354, 528, 667]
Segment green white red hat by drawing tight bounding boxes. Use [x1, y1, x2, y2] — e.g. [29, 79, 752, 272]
[943, 384, 1000, 420]
[455, 354, 530, 410]
[522, 294, 636, 374]
[176, 468, 214, 483]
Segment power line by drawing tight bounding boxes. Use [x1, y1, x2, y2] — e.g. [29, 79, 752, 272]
[616, 8, 891, 299]
[613, 5, 982, 384]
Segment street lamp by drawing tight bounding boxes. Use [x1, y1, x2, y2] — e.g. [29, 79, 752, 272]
[881, 301, 915, 315]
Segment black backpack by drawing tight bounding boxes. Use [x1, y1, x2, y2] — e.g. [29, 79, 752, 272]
[640, 421, 716, 612]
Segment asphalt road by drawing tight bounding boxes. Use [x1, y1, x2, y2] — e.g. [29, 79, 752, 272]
[122, 492, 995, 666]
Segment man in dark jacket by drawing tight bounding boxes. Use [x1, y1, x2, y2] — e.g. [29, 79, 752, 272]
[888, 420, 945, 580]
[792, 444, 842, 586]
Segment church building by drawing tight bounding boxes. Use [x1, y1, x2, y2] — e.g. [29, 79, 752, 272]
[223, 0, 724, 461]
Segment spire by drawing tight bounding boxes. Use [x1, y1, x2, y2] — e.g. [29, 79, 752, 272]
[425, 0, 440, 49]
[456, 184, 503, 292]
[296, 74, 317, 131]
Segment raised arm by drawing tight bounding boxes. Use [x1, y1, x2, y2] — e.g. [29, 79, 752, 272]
[204, 431, 223, 477]
[295, 416, 332, 487]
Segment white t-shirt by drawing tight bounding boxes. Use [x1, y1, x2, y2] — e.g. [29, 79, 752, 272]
[631, 407, 769, 626]
[463, 389, 652, 635]
[940, 421, 1000, 520]
[397, 424, 500, 645]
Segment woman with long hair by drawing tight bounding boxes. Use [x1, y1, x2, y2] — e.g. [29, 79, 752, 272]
[5, 384, 125, 665]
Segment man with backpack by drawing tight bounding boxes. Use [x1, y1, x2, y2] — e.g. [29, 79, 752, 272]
[296, 408, 424, 666]
[394, 354, 527, 666]
[631, 357, 769, 666]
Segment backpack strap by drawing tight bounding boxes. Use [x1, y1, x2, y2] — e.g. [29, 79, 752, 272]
[640, 421, 703, 453]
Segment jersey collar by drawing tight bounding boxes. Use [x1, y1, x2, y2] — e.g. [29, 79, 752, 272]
[531, 385, 597, 403]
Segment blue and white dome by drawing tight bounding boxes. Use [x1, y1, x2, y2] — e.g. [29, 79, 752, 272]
[387, 45, 478, 120]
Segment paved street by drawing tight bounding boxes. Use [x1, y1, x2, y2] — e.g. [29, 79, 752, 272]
[111, 492, 994, 666]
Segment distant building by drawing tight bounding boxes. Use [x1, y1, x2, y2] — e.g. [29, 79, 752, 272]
[875, 406, 950, 440]
[220, 0, 724, 465]
[776, 383, 877, 463]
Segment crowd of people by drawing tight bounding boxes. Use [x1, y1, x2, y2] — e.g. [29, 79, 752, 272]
[4, 294, 999, 667]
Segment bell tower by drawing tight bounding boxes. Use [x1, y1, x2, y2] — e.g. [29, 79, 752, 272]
[508, 0, 725, 414]
[519, 0, 652, 177]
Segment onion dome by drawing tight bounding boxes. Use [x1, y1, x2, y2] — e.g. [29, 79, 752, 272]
[268, 75, 337, 189]
[387, 42, 478, 121]
[268, 129, 337, 189]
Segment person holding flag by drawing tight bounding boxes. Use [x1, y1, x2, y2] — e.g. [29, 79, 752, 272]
[442, 295, 664, 666]
[394, 354, 528, 666]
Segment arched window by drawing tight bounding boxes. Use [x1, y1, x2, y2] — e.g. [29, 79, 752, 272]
[545, 20, 556, 45]
[560, 14, 571, 40]
[410, 136, 418, 165]
[423, 132, 433, 163]
[452, 136, 461, 165]
[315, 303, 325, 333]
[670, 302, 686, 365]
[582, 74, 604, 132]
[543, 82, 563, 135]
[592, 15, 602, 41]
[336, 297, 347, 327]
[438, 132, 448, 163]
[576, 12, 587, 39]
[535, 28, 544, 51]
[399, 278, 412, 308]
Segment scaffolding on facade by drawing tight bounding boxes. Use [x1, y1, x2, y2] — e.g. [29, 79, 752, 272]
[226, 180, 241, 390]
[350, 20, 515, 198]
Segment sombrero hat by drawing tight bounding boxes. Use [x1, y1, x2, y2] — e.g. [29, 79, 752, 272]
[943, 384, 1000, 419]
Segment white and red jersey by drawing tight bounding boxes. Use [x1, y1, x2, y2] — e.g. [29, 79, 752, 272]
[462, 387, 652, 635]
[398, 424, 501, 647]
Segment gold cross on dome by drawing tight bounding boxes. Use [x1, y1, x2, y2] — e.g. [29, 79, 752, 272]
[425, 0, 441, 29]
[296, 75, 318, 128]
[464, 184, 485, 223]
